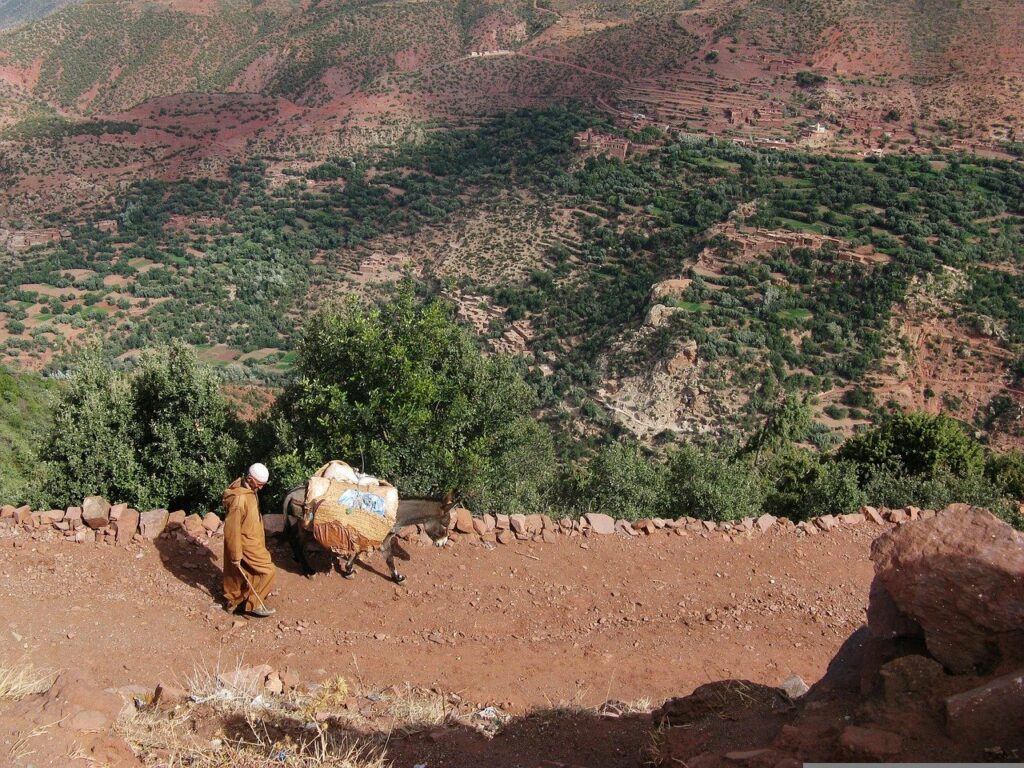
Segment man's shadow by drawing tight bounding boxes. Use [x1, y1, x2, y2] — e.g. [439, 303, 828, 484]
[154, 531, 224, 602]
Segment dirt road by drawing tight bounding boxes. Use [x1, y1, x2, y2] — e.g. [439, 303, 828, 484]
[0, 523, 876, 714]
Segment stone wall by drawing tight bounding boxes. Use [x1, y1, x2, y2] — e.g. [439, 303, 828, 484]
[0, 495, 962, 550]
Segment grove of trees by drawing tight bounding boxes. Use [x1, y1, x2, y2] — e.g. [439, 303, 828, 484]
[16, 294, 1022, 530]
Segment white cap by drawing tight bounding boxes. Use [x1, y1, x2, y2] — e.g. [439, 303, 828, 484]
[248, 462, 270, 483]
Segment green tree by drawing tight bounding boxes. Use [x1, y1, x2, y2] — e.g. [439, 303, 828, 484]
[744, 394, 812, 462]
[40, 342, 239, 510]
[0, 367, 57, 505]
[985, 450, 1024, 500]
[764, 447, 865, 520]
[839, 410, 984, 481]
[571, 441, 667, 521]
[130, 342, 239, 509]
[274, 289, 554, 514]
[40, 345, 143, 507]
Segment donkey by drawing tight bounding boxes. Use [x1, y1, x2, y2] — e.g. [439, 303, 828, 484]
[282, 485, 454, 584]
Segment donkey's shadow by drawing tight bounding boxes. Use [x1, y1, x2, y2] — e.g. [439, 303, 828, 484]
[284, 534, 412, 583]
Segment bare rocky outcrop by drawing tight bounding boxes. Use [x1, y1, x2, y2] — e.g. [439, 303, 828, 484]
[651, 505, 1024, 766]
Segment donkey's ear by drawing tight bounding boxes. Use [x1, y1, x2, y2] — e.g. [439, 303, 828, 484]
[443, 489, 455, 508]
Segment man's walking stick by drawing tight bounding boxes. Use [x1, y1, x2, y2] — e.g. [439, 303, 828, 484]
[237, 562, 270, 613]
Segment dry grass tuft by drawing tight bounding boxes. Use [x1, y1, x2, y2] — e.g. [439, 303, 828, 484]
[380, 683, 451, 731]
[624, 697, 654, 714]
[0, 662, 55, 701]
[537, 684, 591, 718]
[118, 706, 389, 768]
[305, 677, 350, 712]
[118, 658, 663, 765]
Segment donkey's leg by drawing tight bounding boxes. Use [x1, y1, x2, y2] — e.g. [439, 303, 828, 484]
[287, 516, 316, 577]
[341, 552, 359, 579]
[382, 531, 406, 584]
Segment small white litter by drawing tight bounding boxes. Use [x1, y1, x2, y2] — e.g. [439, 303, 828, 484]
[474, 706, 504, 721]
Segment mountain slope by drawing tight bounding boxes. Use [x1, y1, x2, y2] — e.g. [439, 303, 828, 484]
[0, 0, 81, 30]
[0, 0, 544, 113]
[0, 0, 1019, 129]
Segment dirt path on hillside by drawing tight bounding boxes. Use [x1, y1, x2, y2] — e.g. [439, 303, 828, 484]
[0, 525, 876, 717]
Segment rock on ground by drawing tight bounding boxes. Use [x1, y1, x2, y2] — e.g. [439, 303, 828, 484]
[869, 506, 1024, 674]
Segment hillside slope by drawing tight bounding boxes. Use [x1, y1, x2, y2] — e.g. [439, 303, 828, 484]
[0, 0, 1019, 138]
[0, 0, 80, 29]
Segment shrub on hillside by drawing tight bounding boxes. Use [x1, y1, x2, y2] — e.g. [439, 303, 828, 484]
[0, 367, 57, 506]
[563, 441, 668, 521]
[743, 394, 812, 459]
[838, 410, 984, 481]
[862, 467, 1010, 517]
[985, 449, 1024, 501]
[665, 444, 765, 521]
[273, 289, 554, 514]
[129, 344, 240, 509]
[39, 343, 239, 510]
[763, 448, 865, 520]
[795, 71, 826, 87]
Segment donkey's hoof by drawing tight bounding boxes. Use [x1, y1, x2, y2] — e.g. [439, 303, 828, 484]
[391, 573, 406, 584]
[341, 568, 356, 580]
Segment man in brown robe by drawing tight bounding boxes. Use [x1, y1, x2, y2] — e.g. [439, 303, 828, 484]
[222, 462, 276, 617]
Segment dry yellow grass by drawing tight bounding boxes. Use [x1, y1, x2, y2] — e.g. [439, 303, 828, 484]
[118, 705, 389, 768]
[119, 656, 633, 765]
[380, 683, 451, 731]
[118, 665, 388, 768]
[0, 661, 55, 701]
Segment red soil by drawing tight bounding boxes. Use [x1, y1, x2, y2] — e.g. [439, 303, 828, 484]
[0, 523, 876, 717]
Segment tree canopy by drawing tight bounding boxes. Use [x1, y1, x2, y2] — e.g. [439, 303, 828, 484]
[39, 342, 239, 510]
[273, 289, 554, 513]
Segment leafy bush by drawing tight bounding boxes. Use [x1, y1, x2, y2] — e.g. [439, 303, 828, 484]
[842, 387, 875, 408]
[39, 347, 142, 507]
[795, 71, 826, 87]
[128, 343, 241, 509]
[743, 395, 812, 457]
[565, 441, 667, 521]
[665, 444, 765, 521]
[861, 467, 1007, 516]
[763, 448, 864, 520]
[839, 410, 984, 481]
[274, 288, 554, 514]
[985, 450, 1024, 500]
[39, 343, 239, 510]
[824, 404, 846, 420]
[0, 368, 56, 505]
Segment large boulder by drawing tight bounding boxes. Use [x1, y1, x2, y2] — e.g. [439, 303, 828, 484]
[81, 496, 111, 529]
[868, 506, 1024, 674]
[944, 670, 1024, 748]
